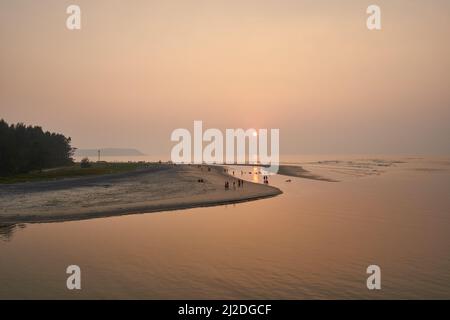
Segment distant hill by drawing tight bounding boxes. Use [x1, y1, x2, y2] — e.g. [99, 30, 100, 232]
[75, 148, 145, 157]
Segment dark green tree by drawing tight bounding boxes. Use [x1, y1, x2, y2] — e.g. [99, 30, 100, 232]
[0, 119, 75, 175]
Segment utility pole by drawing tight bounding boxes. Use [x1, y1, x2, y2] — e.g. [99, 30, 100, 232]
[98, 149, 100, 162]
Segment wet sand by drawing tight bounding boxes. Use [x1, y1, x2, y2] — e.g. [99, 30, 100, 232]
[277, 165, 338, 182]
[0, 164, 281, 224]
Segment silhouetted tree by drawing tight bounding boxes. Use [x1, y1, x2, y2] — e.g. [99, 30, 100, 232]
[80, 157, 91, 168]
[0, 119, 74, 175]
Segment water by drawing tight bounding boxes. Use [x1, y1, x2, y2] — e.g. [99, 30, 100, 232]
[1, 156, 449, 299]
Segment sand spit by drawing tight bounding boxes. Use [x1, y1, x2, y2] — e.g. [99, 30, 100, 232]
[277, 165, 338, 182]
[0, 164, 281, 224]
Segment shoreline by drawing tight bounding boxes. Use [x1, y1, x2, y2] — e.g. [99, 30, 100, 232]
[225, 164, 337, 182]
[0, 191, 281, 225]
[0, 164, 282, 225]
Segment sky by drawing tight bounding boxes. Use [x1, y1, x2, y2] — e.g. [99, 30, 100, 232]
[1, 0, 449, 156]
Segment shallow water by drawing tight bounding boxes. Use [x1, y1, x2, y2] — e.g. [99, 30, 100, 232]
[1, 156, 449, 299]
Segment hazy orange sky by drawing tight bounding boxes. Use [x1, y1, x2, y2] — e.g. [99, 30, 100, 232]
[1, 0, 449, 155]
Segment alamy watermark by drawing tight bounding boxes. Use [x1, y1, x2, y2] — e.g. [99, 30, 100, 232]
[66, 5, 81, 30]
[65, 4, 381, 31]
[367, 5, 382, 30]
[66, 265, 81, 290]
[366, 265, 381, 290]
[170, 121, 280, 173]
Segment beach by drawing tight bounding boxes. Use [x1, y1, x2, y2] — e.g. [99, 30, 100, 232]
[0, 164, 282, 224]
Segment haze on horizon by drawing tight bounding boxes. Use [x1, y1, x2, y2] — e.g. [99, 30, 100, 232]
[1, 0, 449, 156]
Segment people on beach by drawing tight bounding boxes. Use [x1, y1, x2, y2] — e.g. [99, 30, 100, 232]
[225, 179, 246, 189]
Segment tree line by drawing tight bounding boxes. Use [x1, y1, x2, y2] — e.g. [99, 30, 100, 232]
[0, 119, 74, 175]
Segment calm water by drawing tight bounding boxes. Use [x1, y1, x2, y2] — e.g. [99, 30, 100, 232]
[1, 156, 449, 299]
